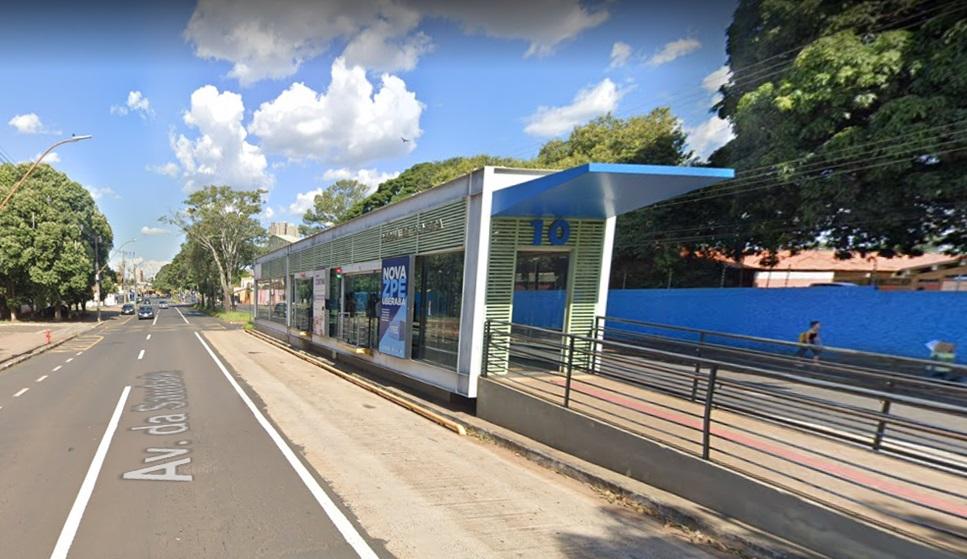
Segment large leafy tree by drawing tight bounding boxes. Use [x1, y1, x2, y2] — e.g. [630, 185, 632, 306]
[707, 0, 967, 258]
[0, 163, 113, 319]
[299, 179, 368, 236]
[164, 186, 264, 310]
[343, 155, 535, 219]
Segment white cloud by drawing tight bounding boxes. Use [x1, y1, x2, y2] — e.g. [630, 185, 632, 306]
[111, 90, 154, 118]
[419, 1, 609, 58]
[184, 1, 607, 85]
[524, 78, 623, 137]
[262, 206, 276, 220]
[8, 113, 55, 134]
[648, 37, 701, 66]
[321, 167, 400, 193]
[250, 58, 422, 167]
[170, 85, 271, 192]
[85, 186, 120, 201]
[608, 41, 631, 69]
[702, 66, 730, 93]
[147, 162, 180, 177]
[36, 151, 60, 164]
[688, 115, 734, 160]
[288, 188, 323, 215]
[140, 226, 170, 236]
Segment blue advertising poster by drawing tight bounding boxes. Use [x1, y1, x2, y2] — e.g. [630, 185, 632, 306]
[378, 256, 410, 358]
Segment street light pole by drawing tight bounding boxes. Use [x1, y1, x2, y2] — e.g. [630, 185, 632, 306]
[0, 134, 93, 211]
[95, 235, 101, 323]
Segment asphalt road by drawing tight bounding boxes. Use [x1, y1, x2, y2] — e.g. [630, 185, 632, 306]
[0, 304, 382, 559]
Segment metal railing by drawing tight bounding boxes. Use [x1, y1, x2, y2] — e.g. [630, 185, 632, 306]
[482, 319, 967, 552]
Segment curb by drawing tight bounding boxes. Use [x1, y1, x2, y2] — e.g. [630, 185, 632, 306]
[0, 322, 102, 373]
[243, 327, 814, 559]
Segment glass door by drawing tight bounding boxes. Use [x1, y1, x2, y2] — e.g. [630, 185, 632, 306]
[510, 251, 571, 371]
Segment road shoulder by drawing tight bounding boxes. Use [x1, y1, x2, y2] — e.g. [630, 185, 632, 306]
[204, 329, 728, 559]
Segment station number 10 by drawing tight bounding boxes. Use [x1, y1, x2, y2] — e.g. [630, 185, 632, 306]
[530, 218, 571, 246]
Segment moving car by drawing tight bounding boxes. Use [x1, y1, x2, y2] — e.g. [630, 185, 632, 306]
[138, 305, 155, 320]
[121, 303, 135, 315]
[159, 300, 169, 309]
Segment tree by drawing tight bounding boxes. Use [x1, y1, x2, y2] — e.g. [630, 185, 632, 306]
[343, 155, 536, 219]
[299, 179, 368, 236]
[164, 186, 264, 311]
[0, 163, 113, 319]
[711, 0, 967, 257]
[536, 111, 699, 286]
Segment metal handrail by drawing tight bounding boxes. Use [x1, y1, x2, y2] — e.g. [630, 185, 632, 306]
[597, 315, 967, 373]
[487, 320, 967, 416]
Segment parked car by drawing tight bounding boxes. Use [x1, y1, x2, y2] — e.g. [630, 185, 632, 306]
[159, 300, 169, 309]
[121, 303, 135, 315]
[138, 305, 155, 320]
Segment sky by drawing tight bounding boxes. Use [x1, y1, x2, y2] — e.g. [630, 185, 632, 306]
[0, 0, 737, 277]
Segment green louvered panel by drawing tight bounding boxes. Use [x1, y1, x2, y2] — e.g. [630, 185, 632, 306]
[352, 227, 381, 263]
[568, 221, 604, 333]
[483, 218, 522, 374]
[317, 242, 332, 268]
[380, 215, 419, 257]
[332, 236, 352, 264]
[263, 257, 286, 279]
[417, 200, 466, 253]
[290, 248, 311, 273]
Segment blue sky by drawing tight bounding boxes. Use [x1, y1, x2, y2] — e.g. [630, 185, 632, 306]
[0, 0, 736, 275]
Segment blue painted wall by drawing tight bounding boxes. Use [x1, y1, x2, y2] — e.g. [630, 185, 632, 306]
[511, 287, 967, 362]
[604, 288, 967, 363]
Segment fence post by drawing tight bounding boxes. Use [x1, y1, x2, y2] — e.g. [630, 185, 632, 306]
[482, 320, 491, 378]
[872, 380, 894, 451]
[563, 335, 576, 408]
[701, 365, 719, 460]
[691, 332, 706, 402]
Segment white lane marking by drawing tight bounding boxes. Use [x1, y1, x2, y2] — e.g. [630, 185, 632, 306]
[137, 349, 145, 361]
[36, 375, 48, 383]
[53, 365, 62, 372]
[152, 313, 158, 326]
[66, 358, 74, 363]
[76, 352, 83, 356]
[14, 388, 29, 397]
[175, 307, 190, 325]
[193, 332, 377, 559]
[50, 386, 130, 559]
[146, 334, 151, 341]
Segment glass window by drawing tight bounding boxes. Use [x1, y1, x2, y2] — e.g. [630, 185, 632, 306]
[412, 251, 464, 369]
[512, 251, 570, 330]
[291, 278, 313, 333]
[342, 272, 380, 348]
[256, 277, 287, 325]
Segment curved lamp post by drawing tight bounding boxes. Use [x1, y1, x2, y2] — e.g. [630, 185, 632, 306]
[0, 134, 93, 211]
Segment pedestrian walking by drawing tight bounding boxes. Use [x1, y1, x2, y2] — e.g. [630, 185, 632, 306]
[796, 320, 822, 362]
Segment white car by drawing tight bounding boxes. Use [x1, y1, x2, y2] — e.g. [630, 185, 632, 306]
[159, 300, 169, 309]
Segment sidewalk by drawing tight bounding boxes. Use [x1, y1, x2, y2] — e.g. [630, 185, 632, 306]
[0, 322, 96, 364]
[203, 329, 730, 559]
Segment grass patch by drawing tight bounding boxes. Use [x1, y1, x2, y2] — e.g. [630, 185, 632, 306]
[194, 305, 252, 327]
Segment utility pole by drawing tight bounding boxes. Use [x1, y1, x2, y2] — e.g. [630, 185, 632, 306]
[95, 235, 101, 322]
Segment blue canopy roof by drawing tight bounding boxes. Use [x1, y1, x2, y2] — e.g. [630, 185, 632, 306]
[491, 163, 734, 218]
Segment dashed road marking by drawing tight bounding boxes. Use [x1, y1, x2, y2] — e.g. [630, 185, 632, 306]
[152, 313, 158, 326]
[53, 365, 62, 372]
[66, 358, 73, 363]
[146, 334, 151, 341]
[76, 352, 83, 356]
[36, 375, 48, 383]
[14, 388, 28, 397]
[137, 349, 145, 361]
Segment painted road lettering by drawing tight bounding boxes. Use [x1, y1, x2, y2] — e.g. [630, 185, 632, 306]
[124, 372, 194, 482]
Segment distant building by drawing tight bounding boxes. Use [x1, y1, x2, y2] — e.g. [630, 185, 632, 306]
[738, 250, 965, 290]
[266, 222, 301, 252]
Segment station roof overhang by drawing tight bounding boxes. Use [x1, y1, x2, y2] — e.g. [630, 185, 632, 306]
[490, 163, 735, 219]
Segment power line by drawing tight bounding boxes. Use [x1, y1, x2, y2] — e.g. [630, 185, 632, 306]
[497, 1, 967, 161]
[636, 146, 967, 214]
